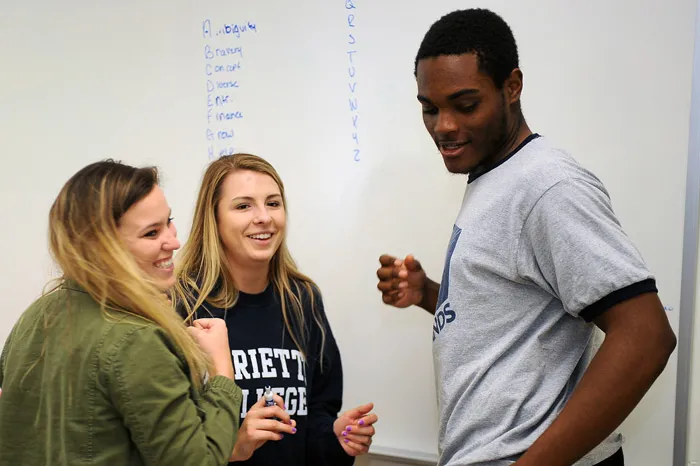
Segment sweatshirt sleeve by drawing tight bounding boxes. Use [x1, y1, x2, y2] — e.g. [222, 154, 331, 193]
[305, 294, 355, 466]
[104, 325, 242, 466]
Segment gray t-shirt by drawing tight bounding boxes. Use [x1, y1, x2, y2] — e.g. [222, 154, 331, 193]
[432, 134, 657, 466]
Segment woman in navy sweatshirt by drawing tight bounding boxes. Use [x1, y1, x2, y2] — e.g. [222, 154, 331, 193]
[173, 153, 378, 465]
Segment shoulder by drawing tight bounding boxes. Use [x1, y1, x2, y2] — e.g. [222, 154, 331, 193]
[287, 278, 324, 310]
[48, 285, 185, 367]
[13, 285, 185, 374]
[99, 318, 187, 381]
[482, 135, 609, 206]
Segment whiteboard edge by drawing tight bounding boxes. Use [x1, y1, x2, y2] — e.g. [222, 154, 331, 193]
[368, 445, 438, 465]
[675, 1, 700, 464]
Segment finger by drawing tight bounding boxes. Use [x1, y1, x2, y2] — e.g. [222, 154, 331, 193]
[341, 438, 369, 454]
[354, 413, 379, 427]
[245, 429, 288, 442]
[197, 317, 227, 329]
[382, 293, 400, 305]
[346, 424, 376, 436]
[377, 280, 403, 293]
[377, 262, 406, 280]
[343, 402, 374, 420]
[378, 254, 397, 266]
[343, 432, 373, 446]
[272, 394, 286, 410]
[404, 254, 423, 272]
[376, 266, 399, 281]
[192, 318, 216, 329]
[192, 320, 205, 329]
[249, 405, 293, 425]
[247, 418, 297, 434]
[186, 326, 202, 337]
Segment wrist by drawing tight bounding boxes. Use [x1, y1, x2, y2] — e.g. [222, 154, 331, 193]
[213, 362, 234, 380]
[418, 280, 432, 308]
[229, 445, 242, 462]
[418, 278, 440, 314]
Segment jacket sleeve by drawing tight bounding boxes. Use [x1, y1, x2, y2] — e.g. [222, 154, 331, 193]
[305, 294, 355, 466]
[103, 325, 242, 466]
[0, 323, 17, 388]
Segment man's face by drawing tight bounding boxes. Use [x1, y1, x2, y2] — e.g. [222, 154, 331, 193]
[416, 53, 518, 174]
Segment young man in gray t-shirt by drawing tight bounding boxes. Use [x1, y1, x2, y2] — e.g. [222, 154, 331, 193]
[376, 8, 677, 466]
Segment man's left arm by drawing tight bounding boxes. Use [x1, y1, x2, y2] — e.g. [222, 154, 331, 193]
[514, 292, 676, 466]
[515, 177, 677, 465]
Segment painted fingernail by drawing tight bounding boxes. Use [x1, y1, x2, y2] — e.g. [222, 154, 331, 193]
[344, 438, 349, 443]
[342, 431, 347, 436]
[359, 419, 365, 426]
[292, 428, 297, 433]
[346, 426, 352, 431]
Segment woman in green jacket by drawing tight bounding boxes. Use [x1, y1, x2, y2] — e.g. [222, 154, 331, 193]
[0, 159, 254, 465]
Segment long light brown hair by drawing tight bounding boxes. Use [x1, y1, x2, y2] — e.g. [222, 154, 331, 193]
[173, 154, 326, 361]
[48, 159, 210, 387]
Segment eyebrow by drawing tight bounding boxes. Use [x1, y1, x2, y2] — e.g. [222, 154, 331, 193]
[417, 88, 480, 104]
[231, 194, 282, 202]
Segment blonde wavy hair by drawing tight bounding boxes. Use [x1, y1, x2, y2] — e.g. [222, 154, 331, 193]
[173, 154, 326, 361]
[48, 159, 210, 387]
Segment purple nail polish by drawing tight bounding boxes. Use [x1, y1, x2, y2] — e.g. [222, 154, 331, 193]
[342, 431, 347, 436]
[346, 426, 352, 431]
[344, 438, 349, 443]
[292, 428, 297, 433]
[359, 419, 365, 426]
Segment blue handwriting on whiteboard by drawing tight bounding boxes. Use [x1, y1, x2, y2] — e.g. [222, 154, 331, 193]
[345, 0, 360, 162]
[201, 18, 255, 159]
[218, 22, 258, 38]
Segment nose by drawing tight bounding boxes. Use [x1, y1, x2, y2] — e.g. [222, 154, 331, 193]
[254, 207, 272, 224]
[434, 110, 459, 136]
[162, 225, 181, 251]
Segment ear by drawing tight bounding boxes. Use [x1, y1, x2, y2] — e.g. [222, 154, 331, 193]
[504, 68, 523, 106]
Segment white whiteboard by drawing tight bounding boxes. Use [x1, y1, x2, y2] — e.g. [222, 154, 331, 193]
[0, 1, 696, 463]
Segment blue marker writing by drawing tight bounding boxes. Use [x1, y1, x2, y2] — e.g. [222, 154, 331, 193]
[201, 17, 255, 159]
[344, 3, 360, 162]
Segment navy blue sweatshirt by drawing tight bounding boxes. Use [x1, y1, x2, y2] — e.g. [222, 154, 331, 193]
[180, 281, 354, 466]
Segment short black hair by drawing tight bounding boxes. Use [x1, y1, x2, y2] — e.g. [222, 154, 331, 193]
[414, 8, 519, 89]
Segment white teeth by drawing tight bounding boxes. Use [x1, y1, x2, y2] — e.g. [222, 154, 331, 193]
[249, 233, 272, 240]
[155, 258, 173, 269]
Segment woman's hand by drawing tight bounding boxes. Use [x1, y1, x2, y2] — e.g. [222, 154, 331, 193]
[333, 402, 378, 456]
[229, 393, 297, 462]
[187, 318, 233, 379]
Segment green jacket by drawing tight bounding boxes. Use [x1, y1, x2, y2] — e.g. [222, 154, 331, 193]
[0, 280, 242, 465]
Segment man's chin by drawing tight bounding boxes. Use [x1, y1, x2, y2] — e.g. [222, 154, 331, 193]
[443, 157, 475, 175]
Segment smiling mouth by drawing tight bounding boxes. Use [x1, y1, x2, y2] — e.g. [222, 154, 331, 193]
[438, 141, 470, 157]
[248, 233, 273, 240]
[154, 257, 173, 269]
[439, 141, 469, 149]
